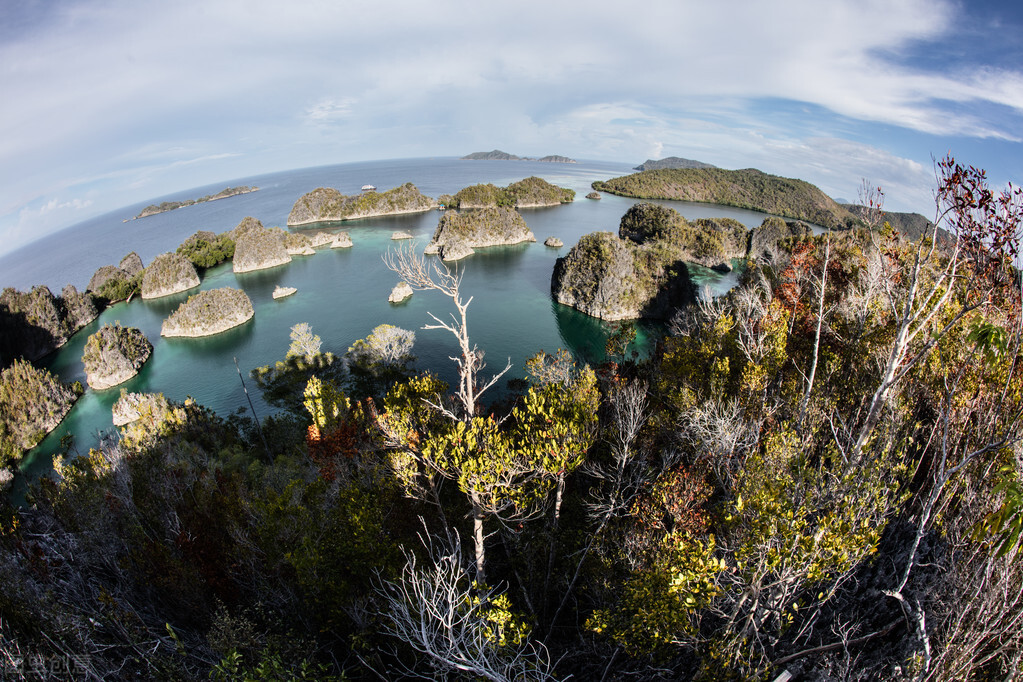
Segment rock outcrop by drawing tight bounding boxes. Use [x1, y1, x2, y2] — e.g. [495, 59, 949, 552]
[544, 237, 564, 247]
[141, 252, 201, 299]
[161, 287, 254, 337]
[618, 203, 748, 271]
[551, 231, 698, 321]
[391, 231, 414, 240]
[389, 282, 413, 303]
[273, 286, 297, 299]
[112, 391, 171, 426]
[234, 226, 292, 273]
[119, 252, 144, 276]
[0, 359, 82, 459]
[425, 206, 536, 261]
[88, 265, 128, 293]
[331, 232, 353, 248]
[449, 177, 575, 209]
[228, 216, 266, 241]
[0, 285, 98, 362]
[748, 217, 813, 265]
[81, 324, 152, 390]
[287, 183, 436, 226]
[586, 192, 601, 200]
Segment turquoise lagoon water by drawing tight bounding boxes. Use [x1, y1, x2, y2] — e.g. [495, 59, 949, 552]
[1, 157, 783, 487]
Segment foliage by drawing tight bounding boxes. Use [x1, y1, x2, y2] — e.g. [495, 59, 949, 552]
[0, 359, 81, 464]
[176, 230, 235, 269]
[593, 167, 858, 229]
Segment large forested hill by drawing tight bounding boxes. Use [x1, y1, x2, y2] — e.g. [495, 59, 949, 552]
[593, 167, 858, 230]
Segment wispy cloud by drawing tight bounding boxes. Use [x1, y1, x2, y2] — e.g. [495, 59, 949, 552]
[0, 0, 1020, 249]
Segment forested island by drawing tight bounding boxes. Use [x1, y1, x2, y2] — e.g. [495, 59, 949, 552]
[287, 183, 436, 226]
[131, 186, 258, 220]
[461, 150, 577, 163]
[593, 167, 859, 230]
[1, 157, 1022, 681]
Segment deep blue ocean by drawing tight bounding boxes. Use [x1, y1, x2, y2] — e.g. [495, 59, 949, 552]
[0, 157, 782, 487]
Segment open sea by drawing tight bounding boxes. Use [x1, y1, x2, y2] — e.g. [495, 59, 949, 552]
[0, 156, 784, 490]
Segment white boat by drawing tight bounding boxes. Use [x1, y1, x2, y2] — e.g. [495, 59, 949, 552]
[361, 184, 376, 191]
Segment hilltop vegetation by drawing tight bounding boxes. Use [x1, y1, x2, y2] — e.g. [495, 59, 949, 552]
[443, 176, 575, 209]
[0, 284, 98, 364]
[0, 359, 81, 466]
[593, 167, 858, 229]
[1, 155, 1021, 681]
[287, 183, 435, 226]
[633, 156, 717, 171]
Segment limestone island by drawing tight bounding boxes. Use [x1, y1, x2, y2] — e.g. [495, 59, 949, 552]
[161, 287, 254, 337]
[0, 284, 98, 361]
[132, 186, 258, 220]
[592, 167, 857, 231]
[389, 282, 413, 303]
[331, 232, 353, 248]
[586, 191, 601, 200]
[285, 231, 333, 255]
[141, 252, 201, 299]
[287, 183, 436, 226]
[424, 206, 536, 261]
[551, 203, 810, 320]
[81, 324, 153, 390]
[460, 150, 577, 163]
[87, 251, 146, 301]
[233, 219, 292, 273]
[438, 176, 575, 210]
[0, 359, 82, 463]
[391, 231, 414, 240]
[273, 285, 297, 299]
[544, 237, 564, 247]
[112, 391, 172, 427]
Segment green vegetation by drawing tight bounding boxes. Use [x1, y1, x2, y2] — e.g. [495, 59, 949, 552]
[81, 323, 153, 389]
[2, 156, 1022, 680]
[140, 252, 200, 299]
[0, 359, 81, 466]
[447, 177, 575, 208]
[0, 284, 98, 364]
[161, 287, 254, 337]
[287, 182, 435, 225]
[593, 167, 858, 229]
[176, 230, 235, 269]
[134, 186, 257, 219]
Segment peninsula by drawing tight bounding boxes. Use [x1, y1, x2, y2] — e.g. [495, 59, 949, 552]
[131, 186, 258, 220]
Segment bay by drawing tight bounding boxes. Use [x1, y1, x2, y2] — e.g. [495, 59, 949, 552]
[2, 157, 784, 492]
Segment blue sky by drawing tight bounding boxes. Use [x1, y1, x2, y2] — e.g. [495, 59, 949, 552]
[2, 0, 1022, 255]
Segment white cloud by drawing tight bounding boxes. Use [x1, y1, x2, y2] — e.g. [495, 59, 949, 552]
[0, 0, 1020, 249]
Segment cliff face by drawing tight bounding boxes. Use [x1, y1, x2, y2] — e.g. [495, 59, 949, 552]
[0, 359, 81, 462]
[0, 285, 98, 363]
[119, 252, 144, 277]
[424, 206, 536, 261]
[161, 287, 254, 337]
[233, 227, 292, 273]
[748, 217, 813, 265]
[141, 252, 201, 299]
[550, 231, 698, 321]
[287, 183, 436, 226]
[618, 203, 748, 271]
[81, 324, 153, 390]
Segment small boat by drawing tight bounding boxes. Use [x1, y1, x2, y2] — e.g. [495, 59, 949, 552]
[361, 184, 376, 191]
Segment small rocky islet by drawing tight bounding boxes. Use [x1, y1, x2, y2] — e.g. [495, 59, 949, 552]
[161, 287, 255, 338]
[81, 323, 153, 390]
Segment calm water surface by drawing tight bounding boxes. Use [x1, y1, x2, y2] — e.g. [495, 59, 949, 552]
[1, 157, 784, 488]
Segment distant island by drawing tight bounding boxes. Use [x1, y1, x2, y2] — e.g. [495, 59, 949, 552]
[461, 150, 577, 163]
[633, 156, 717, 171]
[131, 186, 258, 220]
[593, 167, 858, 230]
